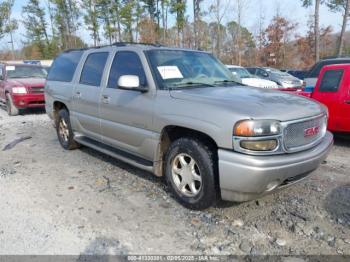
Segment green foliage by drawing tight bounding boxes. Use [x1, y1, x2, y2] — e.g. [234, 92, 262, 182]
[82, 0, 100, 46]
[0, 0, 17, 40]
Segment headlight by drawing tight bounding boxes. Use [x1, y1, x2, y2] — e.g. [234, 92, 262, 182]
[240, 139, 278, 151]
[234, 120, 281, 137]
[12, 87, 27, 94]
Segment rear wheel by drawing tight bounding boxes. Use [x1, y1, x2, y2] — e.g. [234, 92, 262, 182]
[165, 137, 218, 210]
[6, 94, 19, 116]
[56, 109, 80, 150]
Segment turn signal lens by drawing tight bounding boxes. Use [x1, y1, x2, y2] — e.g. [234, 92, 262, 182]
[234, 120, 281, 137]
[240, 140, 278, 151]
[12, 87, 27, 94]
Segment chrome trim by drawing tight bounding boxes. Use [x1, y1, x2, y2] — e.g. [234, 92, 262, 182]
[233, 113, 328, 156]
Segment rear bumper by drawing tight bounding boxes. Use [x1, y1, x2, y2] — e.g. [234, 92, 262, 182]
[219, 131, 333, 202]
[12, 93, 45, 109]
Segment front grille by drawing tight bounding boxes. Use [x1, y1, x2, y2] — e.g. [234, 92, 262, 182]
[28, 86, 44, 94]
[284, 115, 327, 152]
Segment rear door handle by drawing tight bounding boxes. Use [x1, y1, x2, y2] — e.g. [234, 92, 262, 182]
[345, 100, 350, 104]
[102, 95, 110, 104]
[75, 91, 82, 99]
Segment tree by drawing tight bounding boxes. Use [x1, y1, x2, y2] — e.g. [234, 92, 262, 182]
[263, 16, 297, 67]
[327, 0, 350, 56]
[0, 0, 18, 58]
[22, 0, 51, 58]
[209, 0, 229, 58]
[50, 0, 81, 49]
[170, 0, 186, 46]
[82, 0, 100, 46]
[301, 0, 325, 62]
[193, 0, 203, 49]
[120, 0, 136, 42]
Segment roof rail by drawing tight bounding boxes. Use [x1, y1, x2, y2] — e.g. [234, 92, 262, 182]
[112, 42, 165, 47]
[322, 55, 350, 60]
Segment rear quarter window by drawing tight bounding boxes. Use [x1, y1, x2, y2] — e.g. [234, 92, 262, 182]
[47, 50, 83, 82]
[319, 69, 344, 92]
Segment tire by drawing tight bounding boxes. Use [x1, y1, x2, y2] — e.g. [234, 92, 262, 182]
[56, 109, 80, 150]
[164, 137, 218, 210]
[6, 94, 19, 116]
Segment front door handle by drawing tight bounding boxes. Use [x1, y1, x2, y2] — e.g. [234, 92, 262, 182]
[345, 100, 350, 104]
[102, 95, 110, 104]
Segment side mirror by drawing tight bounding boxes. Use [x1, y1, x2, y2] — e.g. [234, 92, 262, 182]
[118, 75, 148, 92]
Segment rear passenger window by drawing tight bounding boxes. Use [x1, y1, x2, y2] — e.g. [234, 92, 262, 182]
[107, 51, 147, 89]
[80, 52, 109, 86]
[47, 50, 83, 82]
[319, 70, 344, 92]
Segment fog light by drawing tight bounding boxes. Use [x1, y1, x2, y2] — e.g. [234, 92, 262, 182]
[266, 180, 280, 192]
[240, 139, 277, 151]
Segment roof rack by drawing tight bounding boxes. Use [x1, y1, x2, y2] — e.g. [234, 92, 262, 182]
[63, 42, 166, 53]
[112, 42, 165, 47]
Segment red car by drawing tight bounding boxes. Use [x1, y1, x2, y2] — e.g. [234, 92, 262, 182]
[295, 64, 350, 133]
[0, 63, 48, 116]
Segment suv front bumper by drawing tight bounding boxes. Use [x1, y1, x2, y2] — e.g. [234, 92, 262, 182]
[12, 93, 45, 109]
[219, 131, 333, 202]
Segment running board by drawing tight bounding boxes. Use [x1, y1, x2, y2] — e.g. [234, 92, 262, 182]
[74, 136, 154, 173]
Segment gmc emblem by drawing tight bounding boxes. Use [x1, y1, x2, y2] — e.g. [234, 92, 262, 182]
[304, 126, 320, 138]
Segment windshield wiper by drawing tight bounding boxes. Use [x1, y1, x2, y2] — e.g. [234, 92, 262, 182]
[169, 81, 216, 88]
[214, 79, 241, 85]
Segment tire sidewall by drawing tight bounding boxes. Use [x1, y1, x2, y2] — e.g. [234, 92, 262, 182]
[165, 138, 217, 210]
[56, 109, 76, 150]
[6, 94, 19, 116]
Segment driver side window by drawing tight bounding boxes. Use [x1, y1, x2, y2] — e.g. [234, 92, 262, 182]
[107, 51, 147, 89]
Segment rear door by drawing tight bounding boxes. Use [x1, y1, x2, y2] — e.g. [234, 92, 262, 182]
[312, 67, 347, 131]
[72, 51, 110, 140]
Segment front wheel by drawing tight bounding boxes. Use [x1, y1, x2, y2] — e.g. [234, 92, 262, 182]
[6, 94, 19, 116]
[165, 137, 218, 210]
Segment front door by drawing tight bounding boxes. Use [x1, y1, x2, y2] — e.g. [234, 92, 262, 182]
[0, 65, 5, 102]
[313, 67, 347, 132]
[99, 51, 155, 159]
[72, 51, 109, 141]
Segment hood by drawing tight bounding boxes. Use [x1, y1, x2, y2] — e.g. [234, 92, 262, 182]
[7, 78, 46, 88]
[170, 86, 325, 122]
[242, 78, 278, 88]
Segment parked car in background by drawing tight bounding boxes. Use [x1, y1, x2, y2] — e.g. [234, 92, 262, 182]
[246, 67, 303, 90]
[294, 64, 350, 133]
[45, 43, 332, 210]
[0, 63, 48, 116]
[285, 70, 308, 80]
[304, 57, 350, 92]
[226, 65, 278, 89]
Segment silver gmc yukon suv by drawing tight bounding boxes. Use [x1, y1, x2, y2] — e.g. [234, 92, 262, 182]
[45, 43, 333, 210]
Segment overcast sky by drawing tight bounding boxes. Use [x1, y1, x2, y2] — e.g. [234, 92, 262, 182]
[0, 0, 345, 51]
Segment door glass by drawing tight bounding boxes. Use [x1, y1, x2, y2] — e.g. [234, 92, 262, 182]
[319, 70, 344, 93]
[80, 52, 109, 86]
[107, 51, 147, 89]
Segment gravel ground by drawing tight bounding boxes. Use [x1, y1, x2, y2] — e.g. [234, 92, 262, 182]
[0, 108, 349, 256]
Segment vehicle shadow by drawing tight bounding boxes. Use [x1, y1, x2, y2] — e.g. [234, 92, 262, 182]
[79, 146, 165, 189]
[21, 108, 46, 115]
[324, 184, 350, 226]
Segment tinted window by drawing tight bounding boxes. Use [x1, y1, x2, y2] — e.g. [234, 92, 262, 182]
[47, 50, 83, 82]
[80, 52, 109, 86]
[308, 59, 350, 78]
[107, 51, 147, 89]
[319, 69, 343, 92]
[246, 68, 256, 74]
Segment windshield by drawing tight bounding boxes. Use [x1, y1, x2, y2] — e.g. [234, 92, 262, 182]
[6, 65, 48, 79]
[264, 67, 291, 77]
[146, 50, 241, 89]
[229, 67, 252, 79]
